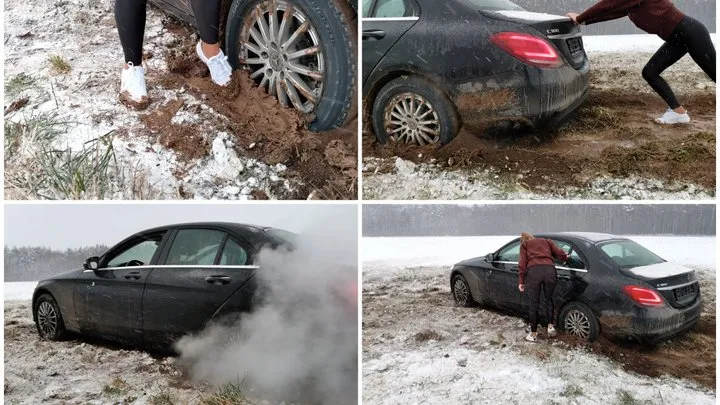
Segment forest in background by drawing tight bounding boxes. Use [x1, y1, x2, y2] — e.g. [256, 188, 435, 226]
[5, 245, 109, 282]
[363, 204, 716, 237]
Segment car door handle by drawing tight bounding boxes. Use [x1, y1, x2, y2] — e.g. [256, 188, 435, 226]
[124, 272, 142, 280]
[363, 29, 386, 40]
[206, 276, 231, 285]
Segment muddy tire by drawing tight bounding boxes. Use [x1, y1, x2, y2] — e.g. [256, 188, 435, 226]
[225, 0, 357, 132]
[372, 75, 459, 146]
[559, 302, 599, 342]
[452, 274, 476, 307]
[34, 294, 66, 341]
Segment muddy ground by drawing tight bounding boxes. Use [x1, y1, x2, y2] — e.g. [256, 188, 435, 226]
[4, 0, 357, 200]
[363, 51, 715, 200]
[362, 262, 716, 404]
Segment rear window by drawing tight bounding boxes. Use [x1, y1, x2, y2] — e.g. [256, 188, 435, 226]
[265, 228, 298, 249]
[457, 0, 524, 11]
[598, 240, 665, 268]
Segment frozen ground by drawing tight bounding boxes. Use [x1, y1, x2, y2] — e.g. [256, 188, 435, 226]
[362, 236, 716, 404]
[363, 35, 716, 200]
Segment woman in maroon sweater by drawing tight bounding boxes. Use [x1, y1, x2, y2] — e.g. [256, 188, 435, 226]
[518, 233, 568, 342]
[566, 0, 715, 125]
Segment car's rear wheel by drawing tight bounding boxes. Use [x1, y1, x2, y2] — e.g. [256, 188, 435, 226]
[225, 0, 356, 131]
[559, 302, 599, 341]
[452, 274, 476, 307]
[372, 75, 459, 146]
[34, 294, 66, 341]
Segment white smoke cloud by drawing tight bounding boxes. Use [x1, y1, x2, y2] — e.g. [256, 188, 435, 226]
[175, 211, 358, 404]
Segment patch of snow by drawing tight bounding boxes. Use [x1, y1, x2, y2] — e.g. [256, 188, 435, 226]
[5, 281, 38, 301]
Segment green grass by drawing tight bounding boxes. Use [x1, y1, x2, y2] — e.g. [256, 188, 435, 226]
[48, 55, 71, 74]
[200, 383, 249, 405]
[4, 111, 65, 151]
[5, 73, 36, 99]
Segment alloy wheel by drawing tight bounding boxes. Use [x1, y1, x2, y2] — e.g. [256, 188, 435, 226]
[564, 309, 591, 339]
[453, 278, 469, 305]
[238, 0, 325, 114]
[383, 93, 441, 145]
[37, 301, 58, 338]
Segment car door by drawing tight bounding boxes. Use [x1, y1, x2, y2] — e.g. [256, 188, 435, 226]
[487, 239, 524, 314]
[141, 227, 259, 346]
[73, 231, 167, 344]
[545, 238, 590, 310]
[362, 0, 421, 83]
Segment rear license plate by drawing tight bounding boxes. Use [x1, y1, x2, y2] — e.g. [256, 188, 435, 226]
[566, 37, 583, 55]
[674, 284, 695, 300]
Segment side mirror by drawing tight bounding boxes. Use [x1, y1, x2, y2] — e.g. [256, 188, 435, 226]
[84, 256, 100, 270]
[485, 253, 494, 262]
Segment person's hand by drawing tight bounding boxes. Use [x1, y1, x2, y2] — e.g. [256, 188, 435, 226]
[518, 284, 525, 292]
[566, 12, 580, 25]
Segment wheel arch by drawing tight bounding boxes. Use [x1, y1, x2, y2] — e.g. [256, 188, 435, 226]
[32, 288, 56, 322]
[558, 299, 602, 335]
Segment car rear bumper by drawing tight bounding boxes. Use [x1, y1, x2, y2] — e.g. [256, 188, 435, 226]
[453, 61, 590, 130]
[600, 298, 702, 343]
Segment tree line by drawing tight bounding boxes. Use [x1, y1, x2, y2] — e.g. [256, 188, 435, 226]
[5, 245, 109, 282]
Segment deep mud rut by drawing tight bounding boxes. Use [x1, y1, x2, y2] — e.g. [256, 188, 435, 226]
[362, 263, 716, 404]
[363, 52, 715, 200]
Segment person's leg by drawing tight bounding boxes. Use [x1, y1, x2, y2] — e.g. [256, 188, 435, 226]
[641, 41, 687, 111]
[543, 266, 558, 329]
[526, 268, 542, 336]
[682, 17, 716, 82]
[115, 0, 148, 66]
[190, 0, 222, 58]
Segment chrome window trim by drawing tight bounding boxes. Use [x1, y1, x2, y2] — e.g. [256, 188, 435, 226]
[492, 261, 588, 273]
[362, 16, 420, 21]
[83, 265, 259, 273]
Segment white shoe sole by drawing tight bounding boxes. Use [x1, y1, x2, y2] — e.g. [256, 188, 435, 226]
[196, 42, 232, 87]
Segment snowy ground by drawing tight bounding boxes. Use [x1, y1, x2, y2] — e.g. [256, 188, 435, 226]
[362, 236, 716, 404]
[362, 35, 717, 201]
[5, 282, 38, 301]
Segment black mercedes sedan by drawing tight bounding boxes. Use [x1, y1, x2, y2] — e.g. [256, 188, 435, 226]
[450, 233, 702, 343]
[362, 0, 590, 145]
[32, 223, 357, 348]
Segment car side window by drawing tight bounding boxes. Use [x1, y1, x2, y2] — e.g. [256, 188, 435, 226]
[106, 234, 163, 268]
[362, 0, 374, 17]
[496, 242, 521, 262]
[220, 238, 249, 266]
[165, 229, 226, 266]
[550, 240, 587, 270]
[373, 0, 411, 17]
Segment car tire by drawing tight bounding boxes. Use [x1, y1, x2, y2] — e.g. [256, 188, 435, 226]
[225, 0, 357, 132]
[372, 75, 460, 146]
[451, 274, 476, 307]
[559, 302, 599, 342]
[34, 293, 66, 341]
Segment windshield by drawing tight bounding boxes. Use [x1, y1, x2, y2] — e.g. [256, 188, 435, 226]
[598, 240, 665, 268]
[265, 228, 298, 249]
[457, 0, 524, 11]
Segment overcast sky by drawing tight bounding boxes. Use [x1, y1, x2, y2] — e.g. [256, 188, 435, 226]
[5, 203, 357, 250]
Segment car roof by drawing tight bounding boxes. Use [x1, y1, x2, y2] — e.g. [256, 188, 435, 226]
[138, 222, 270, 234]
[535, 232, 626, 243]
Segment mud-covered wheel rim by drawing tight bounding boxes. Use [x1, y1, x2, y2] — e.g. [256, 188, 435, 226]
[37, 301, 58, 338]
[383, 92, 441, 146]
[453, 278, 469, 305]
[238, 0, 325, 114]
[564, 309, 591, 339]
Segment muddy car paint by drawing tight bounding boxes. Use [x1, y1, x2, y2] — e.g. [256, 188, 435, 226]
[362, 0, 590, 143]
[450, 232, 701, 343]
[149, 0, 358, 131]
[32, 223, 355, 349]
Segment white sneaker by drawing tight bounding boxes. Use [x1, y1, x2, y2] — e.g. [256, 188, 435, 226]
[525, 333, 537, 342]
[119, 62, 149, 109]
[196, 42, 232, 87]
[655, 109, 690, 124]
[547, 325, 557, 338]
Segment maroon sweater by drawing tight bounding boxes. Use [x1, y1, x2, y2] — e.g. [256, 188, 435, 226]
[577, 0, 685, 40]
[518, 238, 568, 285]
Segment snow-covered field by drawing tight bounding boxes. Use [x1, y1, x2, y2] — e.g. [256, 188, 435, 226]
[583, 34, 718, 53]
[5, 282, 38, 301]
[362, 236, 716, 404]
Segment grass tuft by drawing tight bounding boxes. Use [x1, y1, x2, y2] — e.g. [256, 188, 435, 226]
[150, 392, 175, 405]
[103, 377, 130, 396]
[200, 383, 249, 405]
[48, 55, 71, 75]
[414, 329, 443, 342]
[5, 73, 36, 99]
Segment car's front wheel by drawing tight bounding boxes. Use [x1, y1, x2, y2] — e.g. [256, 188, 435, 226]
[452, 274, 476, 307]
[225, 0, 356, 131]
[372, 75, 460, 146]
[34, 294, 66, 341]
[559, 302, 599, 341]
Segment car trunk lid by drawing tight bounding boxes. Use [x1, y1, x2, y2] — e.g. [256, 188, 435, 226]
[620, 262, 699, 309]
[483, 10, 587, 70]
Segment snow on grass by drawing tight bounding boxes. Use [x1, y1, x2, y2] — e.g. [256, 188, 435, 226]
[5, 281, 38, 301]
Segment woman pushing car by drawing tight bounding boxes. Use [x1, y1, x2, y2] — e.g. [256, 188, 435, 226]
[566, 0, 715, 125]
[518, 233, 568, 342]
[115, 0, 233, 109]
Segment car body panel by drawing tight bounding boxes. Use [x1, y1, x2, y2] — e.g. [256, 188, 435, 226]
[450, 232, 701, 342]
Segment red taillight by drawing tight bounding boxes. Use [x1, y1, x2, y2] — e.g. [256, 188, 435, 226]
[490, 32, 563, 68]
[623, 285, 665, 307]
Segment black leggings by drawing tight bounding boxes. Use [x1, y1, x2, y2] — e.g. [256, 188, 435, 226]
[115, 0, 222, 66]
[642, 16, 716, 109]
[526, 264, 557, 333]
